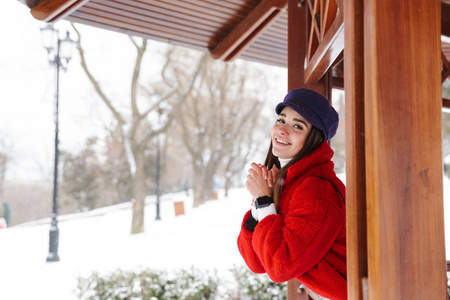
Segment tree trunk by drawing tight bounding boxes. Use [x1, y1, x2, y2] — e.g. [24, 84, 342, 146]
[131, 149, 146, 234]
[202, 168, 215, 200]
[224, 177, 230, 198]
[192, 163, 217, 207]
[193, 175, 204, 207]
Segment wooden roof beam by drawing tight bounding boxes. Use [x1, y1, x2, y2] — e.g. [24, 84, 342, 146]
[30, 0, 90, 22]
[210, 0, 287, 62]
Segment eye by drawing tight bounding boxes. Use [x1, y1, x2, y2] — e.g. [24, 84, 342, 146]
[276, 118, 285, 124]
[294, 124, 304, 130]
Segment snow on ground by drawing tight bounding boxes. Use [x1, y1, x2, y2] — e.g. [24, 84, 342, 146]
[0, 177, 449, 300]
[0, 188, 250, 300]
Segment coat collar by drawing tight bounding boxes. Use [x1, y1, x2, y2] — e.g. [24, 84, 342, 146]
[285, 142, 334, 182]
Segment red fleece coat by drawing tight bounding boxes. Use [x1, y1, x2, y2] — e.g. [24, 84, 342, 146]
[237, 142, 347, 300]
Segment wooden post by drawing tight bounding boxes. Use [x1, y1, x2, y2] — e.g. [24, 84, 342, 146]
[344, 0, 367, 299]
[286, 0, 330, 299]
[364, 0, 447, 299]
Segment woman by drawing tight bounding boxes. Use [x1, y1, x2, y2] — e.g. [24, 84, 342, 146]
[237, 88, 347, 300]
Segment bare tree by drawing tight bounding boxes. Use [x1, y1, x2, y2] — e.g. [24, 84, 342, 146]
[72, 24, 208, 233]
[177, 58, 269, 206]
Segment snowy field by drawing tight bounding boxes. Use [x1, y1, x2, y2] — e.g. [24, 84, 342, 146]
[0, 188, 250, 299]
[0, 177, 449, 299]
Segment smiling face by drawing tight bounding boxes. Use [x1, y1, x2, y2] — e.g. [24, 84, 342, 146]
[271, 106, 312, 159]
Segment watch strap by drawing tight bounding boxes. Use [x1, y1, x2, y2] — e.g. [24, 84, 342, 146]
[255, 196, 274, 208]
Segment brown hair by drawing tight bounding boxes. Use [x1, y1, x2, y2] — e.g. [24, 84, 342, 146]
[264, 126, 324, 211]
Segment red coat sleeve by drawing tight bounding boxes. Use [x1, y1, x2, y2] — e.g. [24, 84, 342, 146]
[237, 210, 266, 274]
[251, 177, 345, 283]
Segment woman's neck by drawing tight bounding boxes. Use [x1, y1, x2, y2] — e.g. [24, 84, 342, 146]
[278, 158, 292, 168]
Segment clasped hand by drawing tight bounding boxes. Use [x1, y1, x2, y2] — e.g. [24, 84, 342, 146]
[246, 163, 279, 199]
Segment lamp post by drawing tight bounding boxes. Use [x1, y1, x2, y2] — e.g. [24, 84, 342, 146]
[155, 106, 163, 221]
[40, 24, 75, 262]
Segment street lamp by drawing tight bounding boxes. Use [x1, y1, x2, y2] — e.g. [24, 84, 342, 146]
[155, 106, 163, 221]
[40, 23, 75, 262]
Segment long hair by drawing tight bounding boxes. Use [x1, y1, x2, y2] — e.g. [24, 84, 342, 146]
[264, 126, 324, 211]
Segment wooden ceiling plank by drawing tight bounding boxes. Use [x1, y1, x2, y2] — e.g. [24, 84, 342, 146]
[304, 11, 344, 83]
[68, 15, 212, 51]
[260, 30, 288, 41]
[76, 6, 220, 43]
[241, 51, 285, 60]
[82, 2, 226, 38]
[149, 0, 249, 19]
[69, 11, 213, 46]
[247, 41, 287, 55]
[93, 1, 236, 32]
[180, 0, 256, 12]
[239, 53, 286, 67]
[243, 44, 287, 56]
[210, 0, 287, 60]
[255, 35, 287, 47]
[262, 20, 288, 34]
[30, 0, 90, 22]
[99, 0, 243, 24]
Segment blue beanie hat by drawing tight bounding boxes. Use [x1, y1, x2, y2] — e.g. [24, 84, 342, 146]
[275, 88, 339, 141]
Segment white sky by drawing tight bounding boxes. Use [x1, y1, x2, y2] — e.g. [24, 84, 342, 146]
[0, 1, 167, 181]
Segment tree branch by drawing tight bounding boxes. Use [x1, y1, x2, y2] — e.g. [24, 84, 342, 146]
[71, 23, 125, 126]
[130, 36, 147, 121]
[137, 53, 209, 147]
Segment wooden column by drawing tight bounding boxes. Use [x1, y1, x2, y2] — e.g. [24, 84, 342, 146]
[287, 2, 309, 297]
[364, 0, 447, 299]
[344, 0, 367, 299]
[286, 0, 329, 299]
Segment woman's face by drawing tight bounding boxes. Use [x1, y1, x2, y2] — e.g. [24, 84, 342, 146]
[271, 106, 312, 159]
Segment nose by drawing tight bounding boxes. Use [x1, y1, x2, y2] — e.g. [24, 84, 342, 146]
[277, 124, 289, 136]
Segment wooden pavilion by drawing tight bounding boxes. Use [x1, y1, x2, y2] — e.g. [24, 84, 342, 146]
[19, 0, 449, 299]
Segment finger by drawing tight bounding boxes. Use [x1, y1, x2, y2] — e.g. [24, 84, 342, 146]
[250, 163, 266, 175]
[259, 165, 268, 180]
[271, 165, 279, 178]
[267, 171, 274, 187]
[248, 168, 258, 177]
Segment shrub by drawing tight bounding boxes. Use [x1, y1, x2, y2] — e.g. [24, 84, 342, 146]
[76, 266, 286, 300]
[77, 268, 219, 300]
[229, 266, 287, 300]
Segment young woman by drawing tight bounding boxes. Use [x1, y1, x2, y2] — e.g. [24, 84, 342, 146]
[237, 88, 347, 300]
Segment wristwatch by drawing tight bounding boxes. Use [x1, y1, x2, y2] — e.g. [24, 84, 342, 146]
[255, 196, 274, 209]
